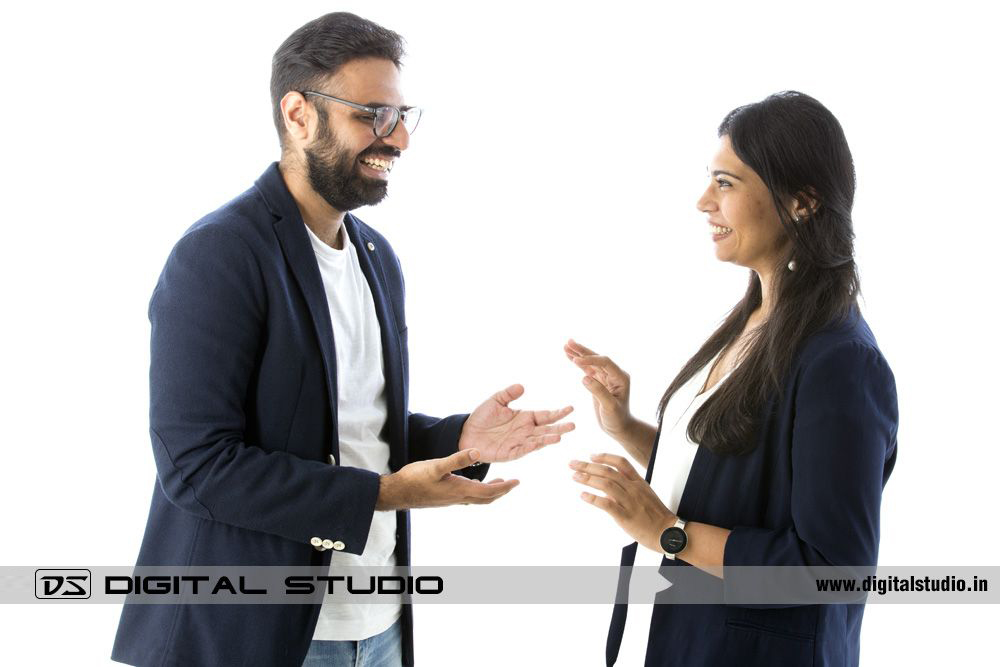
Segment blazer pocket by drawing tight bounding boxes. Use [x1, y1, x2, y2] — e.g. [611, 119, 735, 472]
[725, 619, 816, 643]
[723, 616, 816, 667]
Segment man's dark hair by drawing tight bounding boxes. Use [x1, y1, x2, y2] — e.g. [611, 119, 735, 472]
[270, 12, 405, 150]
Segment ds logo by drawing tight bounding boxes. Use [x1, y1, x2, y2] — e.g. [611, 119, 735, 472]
[35, 569, 91, 599]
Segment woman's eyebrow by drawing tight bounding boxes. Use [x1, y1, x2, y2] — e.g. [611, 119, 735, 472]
[710, 169, 743, 181]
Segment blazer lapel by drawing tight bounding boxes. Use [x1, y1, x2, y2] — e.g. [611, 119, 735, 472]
[676, 445, 716, 520]
[344, 214, 406, 469]
[255, 164, 341, 455]
[254, 163, 406, 468]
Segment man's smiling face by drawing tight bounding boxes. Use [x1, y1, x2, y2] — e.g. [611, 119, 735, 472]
[302, 57, 411, 212]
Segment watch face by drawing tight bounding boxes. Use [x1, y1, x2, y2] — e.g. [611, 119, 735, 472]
[660, 527, 687, 554]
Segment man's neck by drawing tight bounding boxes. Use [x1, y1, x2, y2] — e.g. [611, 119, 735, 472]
[278, 160, 346, 250]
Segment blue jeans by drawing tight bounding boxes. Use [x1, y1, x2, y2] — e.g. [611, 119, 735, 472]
[303, 618, 403, 667]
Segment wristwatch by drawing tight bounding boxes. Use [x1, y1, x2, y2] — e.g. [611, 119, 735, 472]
[659, 517, 687, 560]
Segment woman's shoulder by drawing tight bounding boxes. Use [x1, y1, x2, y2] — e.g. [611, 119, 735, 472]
[795, 308, 894, 381]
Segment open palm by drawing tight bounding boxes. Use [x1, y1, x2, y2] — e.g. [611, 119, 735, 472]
[458, 384, 575, 463]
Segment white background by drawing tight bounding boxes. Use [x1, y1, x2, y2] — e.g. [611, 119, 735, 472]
[1, 1, 997, 664]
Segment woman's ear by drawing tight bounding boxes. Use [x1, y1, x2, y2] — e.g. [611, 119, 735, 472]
[791, 187, 820, 222]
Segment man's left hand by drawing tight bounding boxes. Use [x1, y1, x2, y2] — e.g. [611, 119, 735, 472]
[458, 384, 575, 463]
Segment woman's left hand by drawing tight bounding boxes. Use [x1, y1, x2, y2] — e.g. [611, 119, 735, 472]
[570, 453, 676, 554]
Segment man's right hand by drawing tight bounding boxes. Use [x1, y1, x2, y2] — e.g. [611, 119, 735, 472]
[375, 449, 519, 511]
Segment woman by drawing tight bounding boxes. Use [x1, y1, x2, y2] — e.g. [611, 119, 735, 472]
[566, 91, 898, 667]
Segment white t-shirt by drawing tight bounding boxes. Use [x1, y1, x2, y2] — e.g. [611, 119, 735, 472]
[616, 352, 732, 665]
[304, 222, 401, 641]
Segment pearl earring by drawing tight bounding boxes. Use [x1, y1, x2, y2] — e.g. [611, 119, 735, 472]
[787, 260, 797, 271]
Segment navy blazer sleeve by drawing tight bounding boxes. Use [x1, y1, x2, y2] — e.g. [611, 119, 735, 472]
[148, 225, 381, 554]
[723, 341, 898, 569]
[407, 412, 489, 481]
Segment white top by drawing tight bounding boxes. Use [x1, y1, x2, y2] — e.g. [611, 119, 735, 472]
[616, 352, 733, 665]
[649, 352, 733, 516]
[305, 222, 401, 641]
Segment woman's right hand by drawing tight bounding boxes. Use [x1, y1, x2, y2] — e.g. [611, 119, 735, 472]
[564, 339, 635, 443]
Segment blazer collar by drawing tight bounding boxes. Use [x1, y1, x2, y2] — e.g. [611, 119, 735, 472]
[254, 161, 300, 222]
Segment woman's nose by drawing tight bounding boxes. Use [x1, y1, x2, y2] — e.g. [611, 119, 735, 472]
[696, 184, 716, 213]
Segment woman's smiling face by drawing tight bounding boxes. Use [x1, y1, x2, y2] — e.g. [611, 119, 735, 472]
[697, 135, 790, 273]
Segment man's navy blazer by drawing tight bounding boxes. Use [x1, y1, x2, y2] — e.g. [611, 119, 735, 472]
[112, 163, 486, 667]
[607, 309, 898, 667]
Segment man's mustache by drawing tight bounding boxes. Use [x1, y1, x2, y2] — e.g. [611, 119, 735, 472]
[359, 148, 401, 160]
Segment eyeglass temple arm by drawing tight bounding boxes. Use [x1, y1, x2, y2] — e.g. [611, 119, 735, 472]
[301, 91, 376, 113]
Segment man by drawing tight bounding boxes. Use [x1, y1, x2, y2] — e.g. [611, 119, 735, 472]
[111, 12, 574, 667]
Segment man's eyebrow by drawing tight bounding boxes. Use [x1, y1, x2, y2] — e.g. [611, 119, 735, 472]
[710, 169, 743, 181]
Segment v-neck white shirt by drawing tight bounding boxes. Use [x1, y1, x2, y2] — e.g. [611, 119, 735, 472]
[617, 353, 733, 665]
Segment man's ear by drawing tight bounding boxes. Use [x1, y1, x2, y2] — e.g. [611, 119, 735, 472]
[281, 91, 312, 146]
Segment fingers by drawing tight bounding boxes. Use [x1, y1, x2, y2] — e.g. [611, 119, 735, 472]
[436, 448, 482, 475]
[571, 467, 628, 498]
[531, 405, 576, 434]
[565, 338, 599, 358]
[449, 475, 519, 503]
[531, 405, 575, 426]
[580, 374, 619, 411]
[580, 491, 624, 518]
[532, 421, 576, 438]
[515, 422, 578, 456]
[571, 354, 624, 376]
[569, 459, 630, 492]
[589, 453, 642, 481]
[490, 383, 525, 407]
[568, 459, 624, 480]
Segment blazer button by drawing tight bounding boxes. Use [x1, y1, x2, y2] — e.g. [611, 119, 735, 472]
[332, 540, 346, 551]
[328, 454, 336, 465]
[310, 537, 322, 547]
[322, 539, 335, 550]
[366, 242, 375, 251]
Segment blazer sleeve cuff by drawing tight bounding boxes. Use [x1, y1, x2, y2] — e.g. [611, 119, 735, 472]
[723, 525, 772, 567]
[312, 466, 382, 555]
[407, 412, 490, 481]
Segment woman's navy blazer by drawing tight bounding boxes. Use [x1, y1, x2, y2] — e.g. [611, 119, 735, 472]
[607, 308, 898, 667]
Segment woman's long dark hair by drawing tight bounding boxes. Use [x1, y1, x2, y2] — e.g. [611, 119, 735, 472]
[657, 91, 860, 456]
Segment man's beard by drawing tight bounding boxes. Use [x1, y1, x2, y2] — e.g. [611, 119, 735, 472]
[304, 112, 395, 213]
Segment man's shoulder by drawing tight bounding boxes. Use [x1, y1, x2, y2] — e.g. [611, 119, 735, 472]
[154, 183, 279, 286]
[181, 184, 273, 248]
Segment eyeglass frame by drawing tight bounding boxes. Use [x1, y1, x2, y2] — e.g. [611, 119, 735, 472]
[301, 91, 422, 138]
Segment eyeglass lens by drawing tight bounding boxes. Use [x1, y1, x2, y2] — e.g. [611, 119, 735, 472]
[374, 107, 422, 137]
[374, 108, 399, 137]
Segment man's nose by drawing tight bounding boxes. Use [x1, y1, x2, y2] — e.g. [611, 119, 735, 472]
[381, 120, 410, 152]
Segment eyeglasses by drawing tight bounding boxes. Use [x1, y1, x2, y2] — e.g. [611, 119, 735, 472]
[302, 91, 422, 138]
